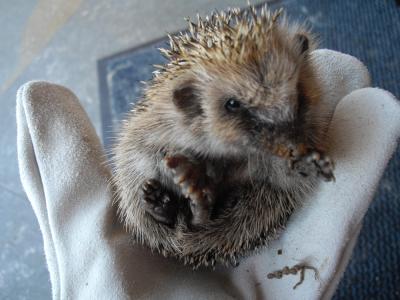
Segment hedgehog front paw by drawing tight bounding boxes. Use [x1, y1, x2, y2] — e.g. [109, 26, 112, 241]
[290, 150, 335, 182]
[164, 155, 216, 226]
[141, 179, 178, 226]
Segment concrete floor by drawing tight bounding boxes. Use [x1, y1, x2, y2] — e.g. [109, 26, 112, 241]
[0, 0, 264, 298]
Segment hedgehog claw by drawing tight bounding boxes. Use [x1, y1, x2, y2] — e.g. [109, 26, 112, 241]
[164, 155, 216, 226]
[290, 150, 335, 181]
[141, 179, 178, 226]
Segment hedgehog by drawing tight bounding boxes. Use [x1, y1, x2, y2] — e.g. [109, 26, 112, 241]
[111, 5, 335, 269]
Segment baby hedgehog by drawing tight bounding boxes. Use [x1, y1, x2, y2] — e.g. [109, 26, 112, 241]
[112, 5, 334, 268]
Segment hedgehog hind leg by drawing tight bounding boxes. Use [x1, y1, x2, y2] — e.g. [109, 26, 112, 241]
[141, 179, 179, 227]
[163, 154, 217, 227]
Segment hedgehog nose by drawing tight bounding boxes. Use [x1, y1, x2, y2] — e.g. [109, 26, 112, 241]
[262, 121, 299, 141]
[264, 123, 276, 134]
[251, 107, 299, 137]
[254, 122, 276, 134]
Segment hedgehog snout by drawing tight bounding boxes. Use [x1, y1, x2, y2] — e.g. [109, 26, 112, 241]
[251, 107, 298, 137]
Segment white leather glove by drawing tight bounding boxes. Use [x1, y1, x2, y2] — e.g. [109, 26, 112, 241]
[17, 50, 400, 299]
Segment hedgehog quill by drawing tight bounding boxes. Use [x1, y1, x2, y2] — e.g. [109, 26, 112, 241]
[112, 5, 334, 269]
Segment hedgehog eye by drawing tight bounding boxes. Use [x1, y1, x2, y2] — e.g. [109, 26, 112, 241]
[225, 97, 241, 112]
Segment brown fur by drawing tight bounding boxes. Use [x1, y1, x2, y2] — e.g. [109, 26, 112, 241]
[111, 5, 332, 268]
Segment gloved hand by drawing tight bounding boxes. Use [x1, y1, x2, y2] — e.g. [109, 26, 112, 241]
[16, 49, 400, 299]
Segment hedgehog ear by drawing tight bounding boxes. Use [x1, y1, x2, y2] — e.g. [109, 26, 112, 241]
[295, 33, 309, 54]
[172, 82, 203, 116]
